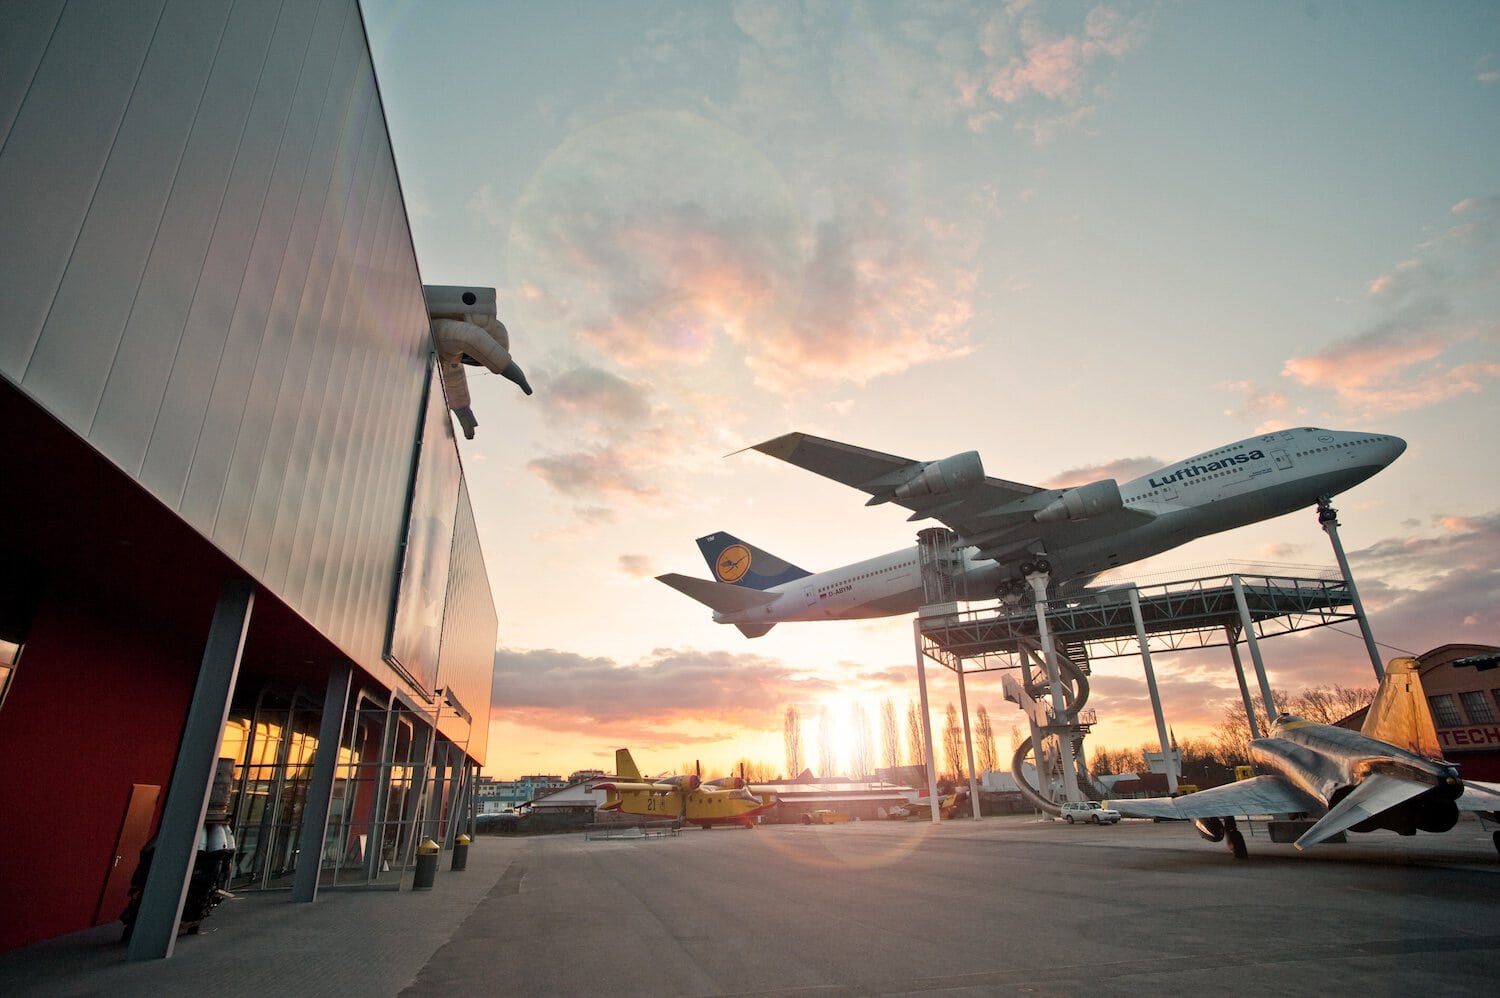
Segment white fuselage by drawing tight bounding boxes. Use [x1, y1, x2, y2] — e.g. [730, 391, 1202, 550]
[712, 427, 1405, 629]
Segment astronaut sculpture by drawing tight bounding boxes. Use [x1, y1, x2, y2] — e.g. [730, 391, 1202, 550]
[424, 285, 532, 439]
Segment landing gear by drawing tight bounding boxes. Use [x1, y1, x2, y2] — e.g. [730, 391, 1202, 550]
[1019, 558, 1052, 579]
[1224, 816, 1248, 859]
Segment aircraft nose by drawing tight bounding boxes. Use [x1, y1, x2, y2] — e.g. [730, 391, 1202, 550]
[1386, 435, 1408, 463]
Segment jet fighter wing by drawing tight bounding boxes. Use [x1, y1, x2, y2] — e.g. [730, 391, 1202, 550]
[751, 432, 1155, 566]
[1110, 776, 1317, 820]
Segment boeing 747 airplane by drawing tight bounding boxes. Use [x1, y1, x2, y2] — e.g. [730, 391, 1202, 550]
[657, 427, 1405, 637]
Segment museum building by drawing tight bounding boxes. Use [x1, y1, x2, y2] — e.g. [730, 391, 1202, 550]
[0, 0, 498, 956]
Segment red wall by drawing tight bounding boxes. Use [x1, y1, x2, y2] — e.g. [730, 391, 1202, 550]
[0, 580, 204, 951]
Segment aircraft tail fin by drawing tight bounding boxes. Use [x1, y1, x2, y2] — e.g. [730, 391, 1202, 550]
[615, 748, 642, 781]
[735, 622, 776, 639]
[694, 532, 812, 591]
[1361, 657, 1443, 758]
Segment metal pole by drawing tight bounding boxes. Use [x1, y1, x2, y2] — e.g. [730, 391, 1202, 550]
[913, 620, 941, 824]
[1231, 576, 1278, 719]
[955, 661, 982, 819]
[1129, 587, 1177, 794]
[128, 579, 254, 961]
[1318, 498, 1385, 680]
[1224, 624, 1262, 740]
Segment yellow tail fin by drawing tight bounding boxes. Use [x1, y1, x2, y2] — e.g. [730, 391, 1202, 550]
[1361, 657, 1443, 758]
[615, 748, 642, 780]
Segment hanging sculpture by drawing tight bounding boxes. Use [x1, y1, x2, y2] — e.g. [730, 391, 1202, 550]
[424, 285, 532, 439]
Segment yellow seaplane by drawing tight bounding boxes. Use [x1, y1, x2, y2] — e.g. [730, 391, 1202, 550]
[596, 749, 779, 829]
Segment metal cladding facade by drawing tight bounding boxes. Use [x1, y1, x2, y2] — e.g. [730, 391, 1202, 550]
[0, 0, 498, 949]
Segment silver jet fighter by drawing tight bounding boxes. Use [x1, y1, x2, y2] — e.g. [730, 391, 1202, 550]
[1109, 658, 1500, 858]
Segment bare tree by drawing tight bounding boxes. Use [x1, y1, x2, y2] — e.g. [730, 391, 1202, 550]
[784, 705, 803, 778]
[1291, 684, 1376, 725]
[880, 697, 902, 770]
[943, 703, 964, 782]
[976, 704, 997, 773]
[817, 704, 837, 778]
[733, 758, 773, 782]
[1209, 690, 1287, 769]
[850, 701, 875, 778]
[906, 699, 927, 771]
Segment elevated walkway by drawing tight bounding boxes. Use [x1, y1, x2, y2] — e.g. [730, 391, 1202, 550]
[918, 571, 1357, 672]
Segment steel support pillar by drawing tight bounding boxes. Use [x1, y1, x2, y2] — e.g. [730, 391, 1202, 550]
[1129, 587, 1177, 793]
[1225, 624, 1262, 739]
[292, 662, 353, 903]
[1318, 499, 1385, 680]
[1028, 574, 1080, 803]
[913, 620, 941, 824]
[128, 579, 253, 961]
[955, 662, 982, 819]
[1231, 575, 1277, 717]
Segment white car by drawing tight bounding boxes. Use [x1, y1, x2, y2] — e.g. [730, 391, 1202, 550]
[1061, 801, 1121, 825]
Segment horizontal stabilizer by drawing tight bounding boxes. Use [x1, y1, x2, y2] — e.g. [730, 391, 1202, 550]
[1295, 772, 1429, 850]
[657, 573, 779, 614]
[1457, 779, 1500, 814]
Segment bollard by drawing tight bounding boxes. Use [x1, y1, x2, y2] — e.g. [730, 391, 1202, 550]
[451, 833, 470, 872]
[412, 838, 440, 891]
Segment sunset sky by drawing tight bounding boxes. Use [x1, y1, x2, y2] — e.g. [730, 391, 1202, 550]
[360, 1, 1500, 781]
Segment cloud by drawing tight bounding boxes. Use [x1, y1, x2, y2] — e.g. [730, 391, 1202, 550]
[525, 448, 659, 500]
[1283, 197, 1500, 415]
[618, 553, 656, 578]
[490, 646, 838, 735]
[1042, 455, 1160, 489]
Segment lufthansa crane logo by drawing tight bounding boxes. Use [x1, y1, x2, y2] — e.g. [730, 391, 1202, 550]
[716, 544, 752, 583]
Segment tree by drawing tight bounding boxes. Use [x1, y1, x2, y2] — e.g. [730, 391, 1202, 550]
[976, 704, 998, 773]
[1210, 684, 1375, 770]
[850, 701, 875, 778]
[880, 697, 902, 770]
[733, 758, 773, 782]
[784, 705, 803, 777]
[906, 699, 927, 771]
[817, 704, 837, 778]
[943, 703, 964, 782]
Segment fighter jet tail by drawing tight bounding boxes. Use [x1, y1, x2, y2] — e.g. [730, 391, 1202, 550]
[1360, 656, 1444, 758]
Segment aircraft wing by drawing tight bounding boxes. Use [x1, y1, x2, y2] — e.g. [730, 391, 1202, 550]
[750, 432, 1154, 566]
[1457, 779, 1500, 813]
[1110, 776, 1316, 820]
[594, 781, 673, 794]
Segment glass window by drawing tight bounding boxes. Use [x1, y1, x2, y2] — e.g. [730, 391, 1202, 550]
[1459, 691, 1495, 724]
[1429, 694, 1463, 727]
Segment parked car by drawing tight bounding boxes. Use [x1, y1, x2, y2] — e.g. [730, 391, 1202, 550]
[1061, 800, 1121, 825]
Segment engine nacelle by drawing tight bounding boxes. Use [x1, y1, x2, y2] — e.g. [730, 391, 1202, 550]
[1193, 816, 1226, 842]
[893, 451, 984, 500]
[705, 776, 746, 790]
[1034, 479, 1123, 523]
[654, 774, 701, 791]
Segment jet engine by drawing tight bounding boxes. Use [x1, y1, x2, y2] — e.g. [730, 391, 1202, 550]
[1034, 479, 1123, 523]
[893, 451, 984, 500]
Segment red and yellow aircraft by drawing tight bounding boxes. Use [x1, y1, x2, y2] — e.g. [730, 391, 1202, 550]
[596, 749, 779, 829]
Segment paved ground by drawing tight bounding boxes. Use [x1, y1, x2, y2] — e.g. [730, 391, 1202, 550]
[4, 814, 1500, 996]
